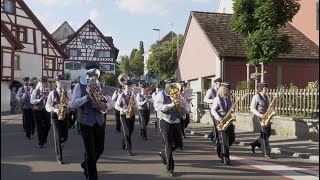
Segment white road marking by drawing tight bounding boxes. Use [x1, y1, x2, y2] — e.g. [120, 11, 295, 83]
[232, 156, 319, 180]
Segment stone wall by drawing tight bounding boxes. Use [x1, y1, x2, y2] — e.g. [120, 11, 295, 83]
[195, 109, 319, 142]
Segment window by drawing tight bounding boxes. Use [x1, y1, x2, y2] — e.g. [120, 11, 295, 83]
[14, 55, 20, 70]
[89, 27, 95, 32]
[101, 64, 111, 71]
[19, 27, 26, 42]
[70, 49, 78, 57]
[64, 27, 68, 34]
[45, 59, 54, 69]
[82, 39, 96, 45]
[4, 0, 14, 13]
[65, 62, 81, 70]
[97, 50, 110, 57]
[12, 26, 27, 42]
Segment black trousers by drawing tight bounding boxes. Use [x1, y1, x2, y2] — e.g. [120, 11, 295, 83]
[33, 109, 51, 145]
[80, 122, 105, 180]
[155, 111, 159, 132]
[23, 108, 35, 138]
[210, 114, 219, 146]
[114, 108, 121, 132]
[159, 120, 182, 172]
[180, 113, 190, 137]
[138, 109, 150, 138]
[22, 107, 26, 131]
[216, 123, 235, 162]
[252, 116, 271, 156]
[52, 115, 69, 162]
[68, 110, 77, 128]
[120, 115, 135, 151]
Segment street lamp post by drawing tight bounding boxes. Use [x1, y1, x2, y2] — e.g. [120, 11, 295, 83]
[153, 28, 161, 85]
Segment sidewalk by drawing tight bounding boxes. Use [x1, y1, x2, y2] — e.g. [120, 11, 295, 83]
[184, 122, 319, 163]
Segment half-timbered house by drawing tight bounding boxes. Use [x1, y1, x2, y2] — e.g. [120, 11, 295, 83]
[1, 0, 68, 112]
[60, 19, 119, 81]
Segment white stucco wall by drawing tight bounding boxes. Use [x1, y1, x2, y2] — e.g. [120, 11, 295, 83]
[1, 81, 11, 112]
[14, 52, 42, 78]
[216, 0, 234, 14]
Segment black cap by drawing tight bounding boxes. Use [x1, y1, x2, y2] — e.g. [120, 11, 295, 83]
[40, 76, 48, 83]
[214, 78, 222, 83]
[55, 74, 65, 81]
[28, 82, 36, 87]
[23, 77, 30, 81]
[116, 84, 123, 89]
[139, 84, 147, 88]
[258, 81, 269, 88]
[164, 78, 176, 84]
[221, 82, 232, 89]
[85, 62, 101, 70]
[123, 80, 133, 85]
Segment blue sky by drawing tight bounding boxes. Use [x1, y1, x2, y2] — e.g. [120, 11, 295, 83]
[25, 0, 218, 59]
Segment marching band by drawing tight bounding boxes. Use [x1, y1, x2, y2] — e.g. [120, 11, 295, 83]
[14, 61, 281, 179]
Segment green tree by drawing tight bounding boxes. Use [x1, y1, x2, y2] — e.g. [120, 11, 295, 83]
[119, 55, 131, 75]
[130, 49, 144, 80]
[129, 49, 138, 61]
[100, 73, 117, 87]
[231, 0, 300, 65]
[147, 35, 183, 84]
[139, 41, 144, 54]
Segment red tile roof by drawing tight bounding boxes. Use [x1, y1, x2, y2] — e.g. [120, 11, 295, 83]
[190, 11, 319, 59]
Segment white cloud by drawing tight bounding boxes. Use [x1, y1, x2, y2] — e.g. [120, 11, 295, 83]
[85, 0, 93, 4]
[89, 8, 99, 21]
[30, 0, 90, 7]
[190, 0, 210, 3]
[115, 0, 170, 15]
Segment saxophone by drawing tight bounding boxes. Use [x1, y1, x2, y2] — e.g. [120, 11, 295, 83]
[217, 94, 248, 131]
[125, 93, 135, 118]
[58, 90, 68, 121]
[260, 96, 276, 127]
[169, 83, 188, 118]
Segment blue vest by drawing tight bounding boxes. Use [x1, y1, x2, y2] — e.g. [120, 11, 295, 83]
[256, 94, 269, 114]
[78, 83, 104, 127]
[211, 88, 217, 98]
[53, 90, 68, 106]
[22, 93, 32, 109]
[157, 91, 179, 122]
[120, 93, 130, 108]
[138, 93, 148, 110]
[217, 97, 232, 117]
[33, 89, 45, 111]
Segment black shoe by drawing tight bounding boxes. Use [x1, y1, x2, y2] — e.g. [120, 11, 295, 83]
[122, 140, 126, 150]
[250, 143, 256, 153]
[158, 152, 167, 165]
[167, 171, 174, 177]
[31, 129, 35, 135]
[81, 162, 88, 178]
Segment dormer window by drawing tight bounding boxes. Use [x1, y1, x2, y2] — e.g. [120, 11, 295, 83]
[82, 39, 96, 45]
[4, 0, 14, 13]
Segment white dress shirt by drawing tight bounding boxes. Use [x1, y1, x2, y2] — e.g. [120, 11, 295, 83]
[16, 85, 28, 101]
[204, 87, 218, 104]
[70, 83, 114, 111]
[30, 86, 48, 105]
[250, 93, 270, 117]
[45, 88, 72, 114]
[153, 92, 191, 124]
[115, 91, 138, 115]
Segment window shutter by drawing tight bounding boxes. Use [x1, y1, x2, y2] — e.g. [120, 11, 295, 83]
[93, 39, 96, 44]
[65, 62, 70, 69]
[77, 50, 82, 56]
[65, 49, 70, 55]
[77, 62, 81, 69]
[82, 39, 86, 44]
[93, 50, 98, 57]
[110, 50, 115, 59]
[110, 64, 114, 71]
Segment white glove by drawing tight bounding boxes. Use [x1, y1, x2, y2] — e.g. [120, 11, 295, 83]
[122, 109, 128, 114]
[53, 108, 59, 114]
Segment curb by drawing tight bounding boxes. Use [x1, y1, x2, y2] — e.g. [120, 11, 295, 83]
[185, 130, 319, 163]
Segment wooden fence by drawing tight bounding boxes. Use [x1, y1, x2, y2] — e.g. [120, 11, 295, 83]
[200, 89, 319, 118]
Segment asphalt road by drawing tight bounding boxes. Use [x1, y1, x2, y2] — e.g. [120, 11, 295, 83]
[1, 116, 319, 180]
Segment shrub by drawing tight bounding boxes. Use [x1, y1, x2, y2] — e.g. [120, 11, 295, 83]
[306, 81, 319, 90]
[64, 72, 71, 80]
[235, 80, 253, 90]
